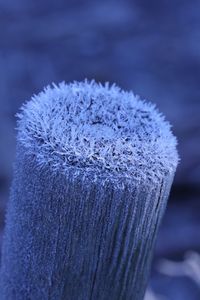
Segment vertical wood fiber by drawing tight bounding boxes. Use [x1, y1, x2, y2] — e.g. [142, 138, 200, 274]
[0, 144, 175, 300]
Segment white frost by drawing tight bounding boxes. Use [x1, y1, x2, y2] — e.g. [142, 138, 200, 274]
[17, 79, 178, 182]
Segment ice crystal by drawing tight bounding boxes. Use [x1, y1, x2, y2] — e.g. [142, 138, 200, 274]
[17, 80, 178, 182]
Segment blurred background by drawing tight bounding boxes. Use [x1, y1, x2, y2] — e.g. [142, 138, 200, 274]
[0, 1, 199, 299]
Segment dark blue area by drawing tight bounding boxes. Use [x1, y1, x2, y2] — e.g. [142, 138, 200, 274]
[0, 1, 199, 299]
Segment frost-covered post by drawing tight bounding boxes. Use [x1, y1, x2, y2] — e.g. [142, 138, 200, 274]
[0, 80, 178, 300]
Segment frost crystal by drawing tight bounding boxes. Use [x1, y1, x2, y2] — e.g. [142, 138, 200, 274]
[17, 80, 178, 182]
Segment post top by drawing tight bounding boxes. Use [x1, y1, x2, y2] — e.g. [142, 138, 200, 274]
[17, 80, 178, 183]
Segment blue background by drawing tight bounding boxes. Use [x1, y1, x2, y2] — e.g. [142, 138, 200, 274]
[0, 1, 199, 299]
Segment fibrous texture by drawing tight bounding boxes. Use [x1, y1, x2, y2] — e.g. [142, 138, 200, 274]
[17, 80, 178, 183]
[0, 80, 178, 300]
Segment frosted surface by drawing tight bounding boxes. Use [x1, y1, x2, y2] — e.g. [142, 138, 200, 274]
[17, 80, 178, 182]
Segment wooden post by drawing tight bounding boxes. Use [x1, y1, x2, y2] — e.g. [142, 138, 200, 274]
[0, 81, 178, 300]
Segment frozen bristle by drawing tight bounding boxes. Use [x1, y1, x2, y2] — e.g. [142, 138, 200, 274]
[17, 80, 178, 182]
